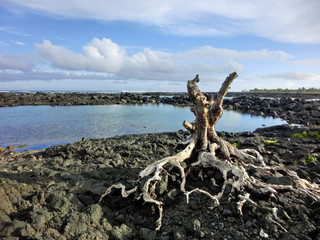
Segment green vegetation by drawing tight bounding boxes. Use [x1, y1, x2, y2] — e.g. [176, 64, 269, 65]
[232, 142, 240, 148]
[303, 155, 318, 163]
[292, 130, 320, 140]
[263, 139, 277, 144]
[245, 87, 320, 94]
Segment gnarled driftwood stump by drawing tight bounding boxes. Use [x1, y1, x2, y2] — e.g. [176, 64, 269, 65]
[100, 72, 320, 231]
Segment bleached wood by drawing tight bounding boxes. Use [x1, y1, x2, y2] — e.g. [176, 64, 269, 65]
[100, 72, 320, 231]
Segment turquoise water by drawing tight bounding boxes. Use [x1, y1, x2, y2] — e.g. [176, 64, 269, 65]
[0, 104, 286, 151]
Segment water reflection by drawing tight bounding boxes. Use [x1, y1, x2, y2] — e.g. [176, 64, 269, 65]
[0, 104, 286, 151]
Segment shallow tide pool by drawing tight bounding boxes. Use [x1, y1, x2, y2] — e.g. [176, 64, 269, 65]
[0, 104, 287, 151]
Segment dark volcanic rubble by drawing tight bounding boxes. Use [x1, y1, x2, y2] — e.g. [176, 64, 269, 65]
[0, 92, 190, 107]
[0, 126, 320, 239]
[0, 91, 320, 239]
[223, 96, 320, 126]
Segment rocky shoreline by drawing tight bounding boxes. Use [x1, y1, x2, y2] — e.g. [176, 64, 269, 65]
[1, 92, 319, 108]
[0, 125, 320, 239]
[0, 91, 320, 239]
[1, 92, 320, 126]
[223, 96, 320, 126]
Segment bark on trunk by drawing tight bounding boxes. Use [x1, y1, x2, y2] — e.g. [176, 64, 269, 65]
[187, 72, 237, 151]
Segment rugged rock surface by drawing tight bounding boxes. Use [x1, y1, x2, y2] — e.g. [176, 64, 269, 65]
[223, 96, 320, 126]
[0, 92, 190, 107]
[0, 126, 319, 239]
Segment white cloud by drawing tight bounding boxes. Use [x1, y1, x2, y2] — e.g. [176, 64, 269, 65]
[34, 38, 293, 82]
[162, 24, 231, 37]
[11, 40, 26, 46]
[291, 59, 320, 66]
[173, 47, 292, 62]
[0, 69, 114, 82]
[262, 72, 320, 81]
[0, 54, 32, 71]
[248, 1, 320, 44]
[0, 25, 31, 37]
[6, 0, 320, 43]
[2, 37, 318, 91]
[35, 40, 85, 71]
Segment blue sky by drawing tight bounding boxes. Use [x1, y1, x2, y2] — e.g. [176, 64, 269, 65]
[0, 0, 320, 92]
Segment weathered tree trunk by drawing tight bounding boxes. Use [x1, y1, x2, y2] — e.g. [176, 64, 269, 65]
[183, 73, 260, 163]
[185, 73, 234, 151]
[184, 73, 238, 154]
[100, 72, 320, 231]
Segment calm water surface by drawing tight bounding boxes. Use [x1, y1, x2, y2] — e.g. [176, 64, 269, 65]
[0, 104, 286, 151]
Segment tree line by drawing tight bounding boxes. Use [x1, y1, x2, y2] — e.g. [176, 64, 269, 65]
[245, 87, 320, 93]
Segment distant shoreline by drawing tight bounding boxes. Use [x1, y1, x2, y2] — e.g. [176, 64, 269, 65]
[227, 92, 320, 100]
[1, 91, 319, 126]
[0, 91, 319, 108]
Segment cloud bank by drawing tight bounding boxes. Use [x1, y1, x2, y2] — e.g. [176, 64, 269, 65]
[262, 72, 320, 81]
[6, 0, 320, 44]
[1, 37, 318, 91]
[0, 54, 33, 71]
[33, 38, 292, 82]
